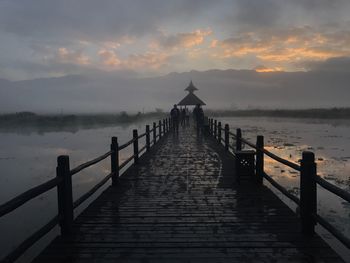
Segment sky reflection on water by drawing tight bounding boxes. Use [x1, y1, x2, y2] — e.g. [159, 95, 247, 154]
[219, 116, 350, 260]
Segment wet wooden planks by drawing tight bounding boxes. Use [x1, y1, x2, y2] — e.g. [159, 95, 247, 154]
[33, 127, 344, 262]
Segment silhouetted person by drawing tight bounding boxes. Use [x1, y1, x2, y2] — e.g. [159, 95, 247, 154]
[170, 104, 180, 133]
[180, 108, 186, 127]
[185, 108, 190, 126]
[193, 104, 204, 133]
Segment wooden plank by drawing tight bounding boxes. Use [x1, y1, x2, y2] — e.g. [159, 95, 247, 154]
[33, 126, 344, 262]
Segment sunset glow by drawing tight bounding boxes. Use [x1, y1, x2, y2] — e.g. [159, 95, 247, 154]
[1, 1, 350, 80]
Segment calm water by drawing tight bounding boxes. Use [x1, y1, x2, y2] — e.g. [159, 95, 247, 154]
[1, 117, 350, 261]
[0, 119, 152, 262]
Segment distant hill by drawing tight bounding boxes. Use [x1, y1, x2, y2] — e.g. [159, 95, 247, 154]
[0, 69, 349, 113]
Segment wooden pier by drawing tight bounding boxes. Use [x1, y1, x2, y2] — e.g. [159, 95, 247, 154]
[1, 117, 349, 262]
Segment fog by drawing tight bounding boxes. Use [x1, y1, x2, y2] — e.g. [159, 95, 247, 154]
[0, 67, 349, 113]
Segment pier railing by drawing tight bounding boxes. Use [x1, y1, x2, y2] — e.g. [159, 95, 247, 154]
[0, 117, 172, 263]
[208, 117, 350, 249]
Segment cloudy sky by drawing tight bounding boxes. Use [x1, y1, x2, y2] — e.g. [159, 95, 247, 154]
[1, 0, 350, 80]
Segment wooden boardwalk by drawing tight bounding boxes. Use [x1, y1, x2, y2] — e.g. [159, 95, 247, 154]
[33, 126, 343, 262]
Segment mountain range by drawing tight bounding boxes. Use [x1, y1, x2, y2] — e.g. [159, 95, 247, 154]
[0, 69, 349, 113]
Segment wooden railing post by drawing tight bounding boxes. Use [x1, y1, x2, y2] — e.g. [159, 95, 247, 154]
[218, 122, 222, 144]
[163, 119, 166, 135]
[159, 120, 162, 139]
[111, 137, 119, 186]
[236, 128, 242, 151]
[57, 155, 73, 236]
[153, 122, 156, 144]
[210, 119, 213, 136]
[300, 151, 317, 235]
[214, 120, 217, 139]
[256, 135, 264, 184]
[165, 119, 168, 133]
[146, 125, 150, 152]
[224, 124, 229, 151]
[133, 129, 139, 164]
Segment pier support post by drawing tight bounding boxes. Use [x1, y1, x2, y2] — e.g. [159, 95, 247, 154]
[111, 137, 119, 185]
[153, 122, 156, 144]
[256, 136, 264, 184]
[224, 124, 229, 151]
[159, 120, 162, 139]
[214, 120, 217, 139]
[218, 122, 222, 144]
[146, 125, 150, 152]
[236, 128, 242, 151]
[133, 129, 139, 164]
[300, 151, 317, 235]
[57, 155, 73, 236]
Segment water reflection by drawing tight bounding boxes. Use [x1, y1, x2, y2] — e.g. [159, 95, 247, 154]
[219, 116, 350, 259]
[0, 118, 158, 261]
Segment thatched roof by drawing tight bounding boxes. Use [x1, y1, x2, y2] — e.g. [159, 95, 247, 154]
[178, 92, 206, 106]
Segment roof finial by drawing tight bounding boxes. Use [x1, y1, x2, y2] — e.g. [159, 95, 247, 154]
[185, 80, 198, 93]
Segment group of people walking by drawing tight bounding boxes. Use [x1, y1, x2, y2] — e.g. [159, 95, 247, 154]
[170, 104, 204, 134]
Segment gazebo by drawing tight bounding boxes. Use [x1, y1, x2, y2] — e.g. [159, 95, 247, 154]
[178, 81, 206, 106]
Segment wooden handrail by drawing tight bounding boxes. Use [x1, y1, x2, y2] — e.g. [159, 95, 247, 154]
[2, 215, 59, 263]
[119, 155, 134, 170]
[313, 213, 350, 249]
[0, 177, 61, 217]
[263, 172, 300, 205]
[314, 175, 350, 203]
[73, 172, 113, 209]
[0, 117, 169, 262]
[240, 137, 301, 171]
[119, 138, 135, 150]
[210, 117, 350, 246]
[70, 151, 112, 175]
[138, 132, 147, 139]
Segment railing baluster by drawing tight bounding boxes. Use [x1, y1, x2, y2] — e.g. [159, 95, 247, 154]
[57, 155, 73, 236]
[133, 129, 139, 164]
[224, 124, 229, 151]
[256, 135, 264, 184]
[214, 120, 217, 139]
[218, 122, 222, 144]
[159, 120, 162, 139]
[146, 125, 150, 152]
[300, 151, 317, 235]
[153, 122, 157, 144]
[236, 128, 242, 151]
[111, 137, 119, 186]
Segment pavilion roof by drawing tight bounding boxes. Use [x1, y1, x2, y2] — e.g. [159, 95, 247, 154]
[178, 92, 206, 106]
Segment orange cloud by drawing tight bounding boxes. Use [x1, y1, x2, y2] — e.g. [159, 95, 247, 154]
[98, 49, 168, 70]
[157, 29, 212, 50]
[213, 27, 350, 67]
[124, 52, 169, 69]
[98, 49, 121, 66]
[254, 65, 283, 72]
[57, 47, 90, 65]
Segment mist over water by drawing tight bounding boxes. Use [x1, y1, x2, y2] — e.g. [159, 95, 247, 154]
[1, 69, 350, 113]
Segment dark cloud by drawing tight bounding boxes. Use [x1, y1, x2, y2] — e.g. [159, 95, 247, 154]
[0, 0, 215, 41]
[303, 56, 350, 72]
